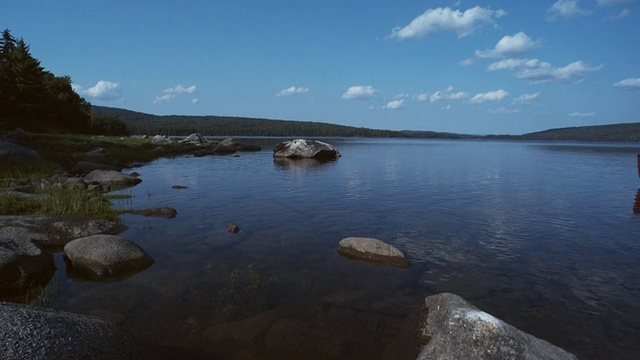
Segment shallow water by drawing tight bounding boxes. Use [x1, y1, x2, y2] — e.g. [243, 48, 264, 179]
[46, 138, 640, 359]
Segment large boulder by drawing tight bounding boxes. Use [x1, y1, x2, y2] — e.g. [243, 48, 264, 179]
[337, 237, 411, 268]
[273, 139, 341, 160]
[0, 301, 141, 359]
[0, 215, 127, 251]
[0, 139, 42, 163]
[417, 293, 577, 360]
[180, 133, 207, 145]
[64, 234, 154, 280]
[0, 238, 54, 301]
[84, 169, 142, 191]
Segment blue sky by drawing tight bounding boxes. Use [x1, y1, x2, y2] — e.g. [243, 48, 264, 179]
[4, 0, 640, 134]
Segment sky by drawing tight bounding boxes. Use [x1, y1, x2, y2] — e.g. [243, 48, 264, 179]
[3, 0, 640, 135]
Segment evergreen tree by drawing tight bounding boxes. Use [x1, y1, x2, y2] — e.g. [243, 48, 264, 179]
[0, 29, 91, 133]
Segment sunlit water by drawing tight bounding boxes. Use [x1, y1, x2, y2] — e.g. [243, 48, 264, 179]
[46, 138, 640, 359]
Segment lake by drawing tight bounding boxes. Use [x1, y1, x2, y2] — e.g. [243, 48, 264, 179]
[47, 138, 640, 359]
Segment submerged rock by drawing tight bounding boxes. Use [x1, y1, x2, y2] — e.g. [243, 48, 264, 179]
[126, 207, 178, 219]
[273, 139, 341, 160]
[0, 301, 141, 359]
[0, 238, 55, 301]
[337, 237, 410, 268]
[64, 234, 154, 280]
[417, 293, 577, 360]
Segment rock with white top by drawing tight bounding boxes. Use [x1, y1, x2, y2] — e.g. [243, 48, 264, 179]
[273, 139, 340, 160]
[416, 293, 577, 360]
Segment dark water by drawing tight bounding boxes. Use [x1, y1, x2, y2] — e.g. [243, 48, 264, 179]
[47, 138, 640, 359]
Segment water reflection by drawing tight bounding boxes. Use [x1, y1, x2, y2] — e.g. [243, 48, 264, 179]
[634, 189, 640, 214]
[273, 157, 337, 171]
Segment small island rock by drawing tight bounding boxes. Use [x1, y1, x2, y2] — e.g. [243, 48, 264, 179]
[273, 139, 341, 160]
[337, 237, 410, 268]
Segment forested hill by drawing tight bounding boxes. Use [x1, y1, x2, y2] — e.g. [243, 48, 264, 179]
[92, 106, 640, 141]
[517, 122, 640, 142]
[91, 106, 404, 137]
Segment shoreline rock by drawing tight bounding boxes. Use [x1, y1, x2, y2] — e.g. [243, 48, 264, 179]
[417, 293, 577, 360]
[64, 234, 154, 281]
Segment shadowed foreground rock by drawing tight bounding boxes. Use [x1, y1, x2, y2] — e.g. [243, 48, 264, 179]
[417, 293, 577, 360]
[0, 138, 42, 163]
[273, 139, 341, 160]
[0, 301, 141, 360]
[337, 237, 411, 268]
[64, 234, 154, 281]
[0, 238, 54, 301]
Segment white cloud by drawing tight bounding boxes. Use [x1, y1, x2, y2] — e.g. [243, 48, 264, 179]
[569, 112, 595, 117]
[164, 84, 197, 94]
[487, 107, 521, 114]
[430, 86, 468, 102]
[192, 98, 199, 104]
[153, 94, 174, 104]
[612, 77, 640, 89]
[487, 58, 602, 84]
[73, 80, 121, 100]
[153, 84, 197, 104]
[469, 89, 509, 104]
[413, 93, 429, 101]
[475, 32, 540, 59]
[605, 8, 631, 20]
[513, 92, 541, 104]
[276, 86, 310, 97]
[460, 58, 475, 66]
[342, 85, 379, 100]
[441, 104, 452, 110]
[388, 6, 507, 40]
[546, 0, 592, 21]
[383, 99, 405, 110]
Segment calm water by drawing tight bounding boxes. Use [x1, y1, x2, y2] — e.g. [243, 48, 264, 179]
[47, 138, 640, 359]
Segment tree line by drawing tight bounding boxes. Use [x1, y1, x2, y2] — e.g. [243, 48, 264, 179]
[0, 29, 126, 135]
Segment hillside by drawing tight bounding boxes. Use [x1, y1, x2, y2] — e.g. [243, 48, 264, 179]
[91, 106, 404, 138]
[519, 123, 640, 142]
[92, 106, 640, 142]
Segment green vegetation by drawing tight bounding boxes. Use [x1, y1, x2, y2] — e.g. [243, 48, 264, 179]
[0, 134, 170, 221]
[0, 161, 124, 222]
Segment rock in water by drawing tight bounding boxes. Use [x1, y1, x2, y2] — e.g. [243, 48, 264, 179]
[127, 207, 178, 219]
[417, 293, 577, 360]
[0, 301, 141, 359]
[337, 237, 410, 268]
[64, 234, 154, 280]
[273, 139, 341, 160]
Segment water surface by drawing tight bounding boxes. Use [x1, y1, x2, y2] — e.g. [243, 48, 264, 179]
[48, 138, 640, 359]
